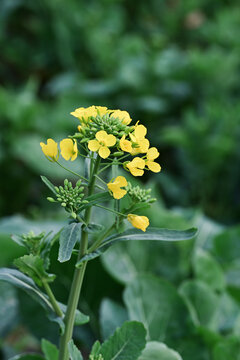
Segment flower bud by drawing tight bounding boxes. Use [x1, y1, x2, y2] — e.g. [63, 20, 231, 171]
[47, 197, 56, 202]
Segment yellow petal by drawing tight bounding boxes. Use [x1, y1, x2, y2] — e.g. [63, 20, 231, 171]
[99, 146, 110, 159]
[126, 157, 145, 176]
[120, 136, 132, 152]
[127, 214, 149, 232]
[138, 138, 150, 153]
[96, 130, 108, 142]
[147, 147, 159, 160]
[40, 139, 59, 161]
[88, 139, 100, 152]
[60, 139, 78, 161]
[111, 110, 132, 125]
[105, 134, 116, 147]
[146, 161, 161, 173]
[134, 125, 147, 140]
[115, 176, 128, 187]
[95, 106, 108, 115]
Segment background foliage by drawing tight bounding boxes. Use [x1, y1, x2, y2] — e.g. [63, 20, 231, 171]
[0, 0, 240, 359]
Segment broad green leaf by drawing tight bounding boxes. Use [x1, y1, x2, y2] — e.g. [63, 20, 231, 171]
[14, 254, 55, 286]
[68, 340, 83, 360]
[138, 341, 183, 360]
[58, 223, 82, 262]
[9, 355, 45, 360]
[213, 225, 240, 264]
[213, 336, 240, 360]
[124, 274, 189, 341]
[0, 282, 18, 336]
[179, 280, 219, 328]
[41, 175, 57, 195]
[41, 339, 59, 360]
[100, 298, 128, 339]
[76, 227, 197, 268]
[193, 249, 225, 291]
[0, 268, 87, 332]
[99, 321, 146, 360]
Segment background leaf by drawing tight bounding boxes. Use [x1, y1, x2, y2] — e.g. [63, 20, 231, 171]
[100, 298, 128, 340]
[99, 321, 146, 360]
[123, 274, 189, 341]
[41, 339, 59, 360]
[138, 341, 183, 360]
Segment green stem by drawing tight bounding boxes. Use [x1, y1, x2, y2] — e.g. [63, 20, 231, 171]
[42, 280, 63, 318]
[58, 156, 101, 360]
[94, 204, 126, 217]
[88, 223, 116, 253]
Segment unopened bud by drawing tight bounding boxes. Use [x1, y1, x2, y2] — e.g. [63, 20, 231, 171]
[112, 151, 124, 157]
[47, 197, 55, 202]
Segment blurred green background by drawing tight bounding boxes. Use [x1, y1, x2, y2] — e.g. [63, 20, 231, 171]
[1, 0, 240, 359]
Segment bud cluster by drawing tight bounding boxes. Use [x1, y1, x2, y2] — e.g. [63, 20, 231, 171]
[15, 231, 46, 255]
[48, 179, 88, 216]
[126, 182, 156, 203]
[74, 114, 133, 144]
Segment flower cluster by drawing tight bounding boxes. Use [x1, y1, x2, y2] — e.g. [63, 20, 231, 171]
[40, 105, 162, 232]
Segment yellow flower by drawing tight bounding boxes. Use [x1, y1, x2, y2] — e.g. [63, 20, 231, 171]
[127, 214, 149, 232]
[71, 106, 108, 120]
[110, 110, 132, 125]
[40, 139, 59, 162]
[88, 130, 116, 159]
[60, 139, 78, 161]
[77, 125, 82, 132]
[145, 147, 161, 173]
[126, 157, 145, 176]
[120, 135, 132, 153]
[107, 176, 128, 199]
[130, 125, 149, 155]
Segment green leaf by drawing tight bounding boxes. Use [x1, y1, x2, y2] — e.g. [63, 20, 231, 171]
[41, 339, 59, 360]
[9, 355, 45, 360]
[179, 280, 219, 328]
[58, 223, 82, 262]
[68, 340, 83, 360]
[0, 282, 18, 336]
[83, 223, 104, 233]
[100, 298, 128, 340]
[99, 321, 146, 360]
[41, 175, 57, 195]
[213, 336, 240, 360]
[78, 191, 112, 212]
[76, 227, 197, 268]
[103, 227, 198, 245]
[89, 341, 101, 357]
[14, 254, 55, 287]
[193, 249, 225, 291]
[123, 274, 189, 341]
[0, 268, 87, 332]
[73, 308, 89, 325]
[138, 341, 183, 360]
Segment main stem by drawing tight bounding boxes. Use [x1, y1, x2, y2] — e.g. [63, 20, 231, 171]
[59, 156, 101, 360]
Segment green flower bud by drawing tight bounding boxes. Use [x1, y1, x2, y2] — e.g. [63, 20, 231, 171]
[47, 197, 56, 202]
[112, 151, 124, 157]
